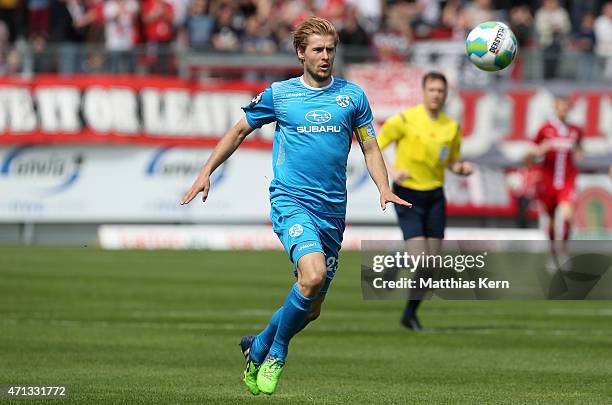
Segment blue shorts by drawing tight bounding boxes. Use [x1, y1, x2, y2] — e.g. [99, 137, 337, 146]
[392, 184, 446, 240]
[270, 197, 345, 294]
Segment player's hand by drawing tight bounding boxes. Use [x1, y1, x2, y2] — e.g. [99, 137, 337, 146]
[390, 168, 411, 184]
[456, 161, 474, 176]
[180, 174, 211, 205]
[538, 140, 551, 156]
[380, 189, 412, 211]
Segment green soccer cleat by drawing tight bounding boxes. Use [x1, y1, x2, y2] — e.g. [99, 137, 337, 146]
[256, 356, 285, 395]
[239, 335, 260, 395]
[243, 360, 260, 395]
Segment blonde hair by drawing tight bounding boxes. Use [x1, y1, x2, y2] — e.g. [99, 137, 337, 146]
[292, 16, 339, 57]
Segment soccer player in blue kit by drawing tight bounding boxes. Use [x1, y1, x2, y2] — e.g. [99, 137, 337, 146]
[180, 16, 411, 395]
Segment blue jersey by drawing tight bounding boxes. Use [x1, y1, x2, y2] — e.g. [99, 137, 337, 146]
[242, 76, 374, 218]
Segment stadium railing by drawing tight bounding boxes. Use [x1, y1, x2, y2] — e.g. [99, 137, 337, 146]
[8, 42, 612, 85]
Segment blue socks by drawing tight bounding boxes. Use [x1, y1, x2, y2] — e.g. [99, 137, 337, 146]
[250, 283, 315, 364]
[267, 283, 314, 363]
[250, 308, 312, 364]
[250, 308, 282, 365]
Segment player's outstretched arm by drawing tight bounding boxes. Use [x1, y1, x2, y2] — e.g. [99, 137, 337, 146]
[180, 117, 254, 205]
[359, 137, 412, 210]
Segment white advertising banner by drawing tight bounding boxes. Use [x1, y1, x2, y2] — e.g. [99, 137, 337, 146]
[1, 145, 610, 227]
[0, 146, 270, 222]
[98, 225, 547, 250]
[0, 144, 394, 223]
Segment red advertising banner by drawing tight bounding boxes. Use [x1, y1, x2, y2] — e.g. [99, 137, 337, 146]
[0, 75, 271, 148]
[1, 74, 610, 149]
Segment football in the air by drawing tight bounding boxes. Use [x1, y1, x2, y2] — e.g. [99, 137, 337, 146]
[465, 21, 518, 72]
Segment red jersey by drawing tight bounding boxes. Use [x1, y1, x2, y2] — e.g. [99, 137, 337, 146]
[533, 119, 582, 191]
[143, 0, 174, 43]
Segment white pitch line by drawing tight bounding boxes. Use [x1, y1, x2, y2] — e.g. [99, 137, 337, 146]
[2, 318, 610, 337]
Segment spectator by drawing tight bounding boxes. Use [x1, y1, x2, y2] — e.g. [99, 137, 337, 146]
[10, 0, 612, 83]
[276, 0, 316, 27]
[78, 0, 105, 43]
[273, 21, 294, 54]
[241, 14, 276, 81]
[569, 0, 597, 34]
[371, 28, 410, 62]
[345, 0, 383, 32]
[575, 12, 596, 81]
[237, 0, 257, 19]
[382, 0, 439, 50]
[5, 46, 22, 74]
[509, 5, 533, 81]
[534, 0, 571, 79]
[103, 0, 138, 73]
[441, 0, 466, 40]
[28, 0, 51, 38]
[462, 0, 498, 30]
[509, 5, 533, 48]
[340, 6, 369, 47]
[82, 49, 105, 72]
[211, 3, 241, 52]
[317, 0, 345, 28]
[241, 15, 276, 54]
[385, 1, 417, 37]
[31, 32, 54, 72]
[339, 6, 370, 62]
[66, 0, 93, 34]
[410, 0, 442, 38]
[0, 0, 20, 42]
[168, 0, 190, 29]
[419, 0, 441, 27]
[74, 0, 105, 73]
[49, 0, 88, 74]
[142, 0, 175, 74]
[179, 0, 214, 51]
[0, 20, 8, 72]
[253, 0, 273, 22]
[594, 1, 612, 80]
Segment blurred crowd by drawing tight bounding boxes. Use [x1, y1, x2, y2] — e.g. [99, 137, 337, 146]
[0, 0, 610, 79]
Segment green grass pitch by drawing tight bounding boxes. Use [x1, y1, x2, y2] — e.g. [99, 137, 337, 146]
[1, 247, 611, 404]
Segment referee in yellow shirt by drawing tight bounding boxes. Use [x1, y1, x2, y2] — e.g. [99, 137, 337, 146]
[378, 72, 473, 331]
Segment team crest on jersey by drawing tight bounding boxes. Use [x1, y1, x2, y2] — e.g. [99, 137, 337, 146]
[336, 95, 350, 108]
[249, 91, 264, 107]
[439, 146, 449, 161]
[289, 224, 303, 237]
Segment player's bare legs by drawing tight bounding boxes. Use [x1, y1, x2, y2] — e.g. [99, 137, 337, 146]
[558, 201, 574, 241]
[540, 206, 558, 270]
[296, 252, 327, 298]
[557, 201, 574, 265]
[542, 201, 573, 270]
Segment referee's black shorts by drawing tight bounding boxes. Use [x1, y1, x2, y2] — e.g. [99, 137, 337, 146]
[392, 184, 446, 240]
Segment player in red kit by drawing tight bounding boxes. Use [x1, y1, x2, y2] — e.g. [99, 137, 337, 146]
[528, 96, 583, 265]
